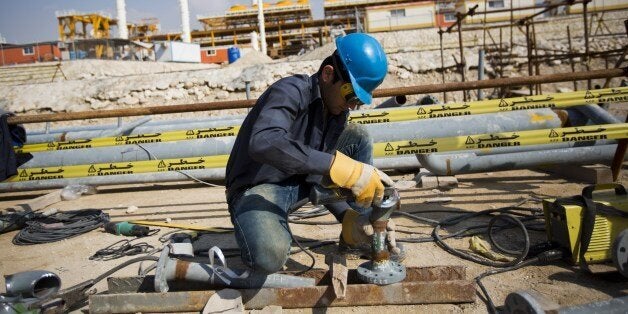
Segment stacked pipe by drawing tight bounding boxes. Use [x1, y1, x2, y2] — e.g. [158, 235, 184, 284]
[3, 87, 626, 191]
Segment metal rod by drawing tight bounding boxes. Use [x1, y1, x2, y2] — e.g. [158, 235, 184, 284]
[7, 68, 626, 125]
[525, 22, 534, 95]
[509, 0, 513, 51]
[457, 13, 467, 101]
[478, 49, 485, 100]
[532, 21, 542, 95]
[567, 25, 578, 90]
[439, 28, 447, 103]
[499, 27, 504, 80]
[583, 0, 591, 89]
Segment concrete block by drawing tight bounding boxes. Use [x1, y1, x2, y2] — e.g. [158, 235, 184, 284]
[438, 176, 459, 189]
[420, 175, 439, 188]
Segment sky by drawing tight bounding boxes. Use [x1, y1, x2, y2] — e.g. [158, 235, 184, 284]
[0, 0, 326, 44]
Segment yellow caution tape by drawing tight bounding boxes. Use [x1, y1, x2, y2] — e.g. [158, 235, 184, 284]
[348, 87, 628, 125]
[374, 123, 628, 157]
[16, 126, 240, 154]
[6, 123, 627, 183]
[15, 87, 627, 153]
[5, 155, 229, 182]
[129, 220, 232, 233]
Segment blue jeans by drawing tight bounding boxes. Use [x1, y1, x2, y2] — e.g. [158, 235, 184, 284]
[227, 124, 373, 273]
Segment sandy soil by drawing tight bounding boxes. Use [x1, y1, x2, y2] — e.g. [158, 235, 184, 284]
[1, 166, 627, 313]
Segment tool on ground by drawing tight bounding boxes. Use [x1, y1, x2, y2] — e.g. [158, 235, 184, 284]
[104, 221, 150, 237]
[542, 183, 628, 277]
[309, 185, 406, 285]
[129, 220, 233, 233]
[0, 270, 62, 314]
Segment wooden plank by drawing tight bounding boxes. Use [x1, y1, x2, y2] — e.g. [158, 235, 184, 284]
[538, 164, 612, 184]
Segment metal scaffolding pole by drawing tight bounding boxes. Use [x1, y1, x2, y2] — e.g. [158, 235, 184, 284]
[567, 26, 578, 90]
[438, 28, 447, 103]
[525, 22, 534, 95]
[457, 13, 467, 101]
[583, 0, 592, 89]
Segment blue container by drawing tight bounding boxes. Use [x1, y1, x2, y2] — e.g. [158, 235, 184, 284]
[227, 46, 241, 64]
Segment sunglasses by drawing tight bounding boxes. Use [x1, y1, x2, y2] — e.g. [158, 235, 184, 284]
[332, 52, 364, 108]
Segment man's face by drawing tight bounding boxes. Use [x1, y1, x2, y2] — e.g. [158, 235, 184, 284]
[320, 65, 362, 115]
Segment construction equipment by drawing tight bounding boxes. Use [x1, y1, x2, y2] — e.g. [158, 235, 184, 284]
[542, 183, 628, 277]
[103, 221, 150, 237]
[309, 185, 406, 285]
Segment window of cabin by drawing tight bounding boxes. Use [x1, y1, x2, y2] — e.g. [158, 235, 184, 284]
[390, 9, 406, 18]
[488, 0, 505, 8]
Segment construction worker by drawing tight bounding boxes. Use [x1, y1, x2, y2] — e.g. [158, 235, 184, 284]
[225, 33, 402, 273]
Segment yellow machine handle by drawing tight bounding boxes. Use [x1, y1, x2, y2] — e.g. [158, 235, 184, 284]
[582, 183, 627, 199]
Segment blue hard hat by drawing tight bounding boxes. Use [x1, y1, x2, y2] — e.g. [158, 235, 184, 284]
[335, 33, 388, 105]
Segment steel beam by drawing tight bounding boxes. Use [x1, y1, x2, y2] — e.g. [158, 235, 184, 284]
[92, 274, 474, 313]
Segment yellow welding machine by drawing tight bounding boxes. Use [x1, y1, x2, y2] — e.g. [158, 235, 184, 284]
[542, 183, 628, 276]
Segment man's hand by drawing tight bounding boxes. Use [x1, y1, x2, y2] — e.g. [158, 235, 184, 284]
[329, 151, 394, 208]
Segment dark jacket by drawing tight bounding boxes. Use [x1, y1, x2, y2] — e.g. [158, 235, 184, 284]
[1, 111, 26, 181]
[226, 74, 348, 201]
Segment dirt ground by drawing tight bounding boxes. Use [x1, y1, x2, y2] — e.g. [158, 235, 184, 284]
[1, 165, 627, 313]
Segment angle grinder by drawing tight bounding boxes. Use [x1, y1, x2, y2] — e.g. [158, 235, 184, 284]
[309, 185, 406, 285]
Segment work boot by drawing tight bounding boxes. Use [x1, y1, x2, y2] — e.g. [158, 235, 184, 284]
[338, 236, 406, 262]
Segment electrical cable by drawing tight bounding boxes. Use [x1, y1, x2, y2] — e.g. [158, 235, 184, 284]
[135, 143, 224, 187]
[12, 209, 108, 245]
[475, 249, 564, 314]
[89, 238, 156, 261]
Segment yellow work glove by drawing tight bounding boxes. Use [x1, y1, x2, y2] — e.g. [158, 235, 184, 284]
[329, 151, 394, 208]
[341, 209, 400, 251]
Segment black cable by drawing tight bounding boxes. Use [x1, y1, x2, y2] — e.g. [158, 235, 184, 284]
[286, 222, 317, 274]
[475, 249, 564, 314]
[12, 210, 108, 245]
[433, 210, 533, 267]
[89, 239, 156, 261]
